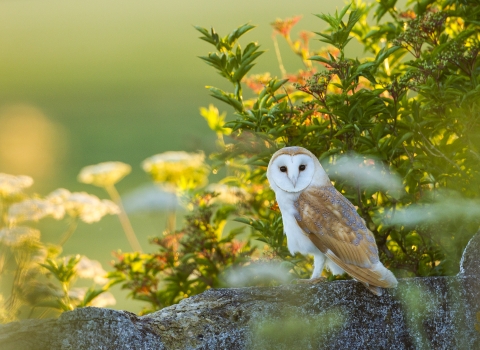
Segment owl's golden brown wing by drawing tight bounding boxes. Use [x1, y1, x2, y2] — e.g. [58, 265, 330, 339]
[294, 185, 396, 291]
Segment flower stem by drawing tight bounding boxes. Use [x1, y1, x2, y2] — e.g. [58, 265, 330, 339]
[58, 218, 79, 247]
[0, 198, 6, 228]
[62, 282, 74, 311]
[273, 35, 287, 77]
[105, 185, 143, 252]
[167, 209, 176, 233]
[5, 250, 28, 321]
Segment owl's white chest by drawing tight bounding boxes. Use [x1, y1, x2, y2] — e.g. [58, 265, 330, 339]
[275, 189, 322, 256]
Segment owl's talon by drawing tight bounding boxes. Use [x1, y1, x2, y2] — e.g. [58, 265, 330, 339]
[293, 277, 327, 284]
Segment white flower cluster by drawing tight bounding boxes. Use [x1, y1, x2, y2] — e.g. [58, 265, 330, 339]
[0, 227, 40, 247]
[143, 151, 205, 167]
[7, 189, 119, 224]
[8, 198, 65, 223]
[78, 161, 131, 188]
[56, 190, 120, 223]
[142, 151, 209, 190]
[75, 256, 109, 285]
[0, 173, 33, 197]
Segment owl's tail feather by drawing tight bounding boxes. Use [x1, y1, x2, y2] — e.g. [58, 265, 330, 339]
[364, 284, 383, 296]
[363, 267, 397, 295]
[326, 252, 398, 292]
[372, 262, 398, 288]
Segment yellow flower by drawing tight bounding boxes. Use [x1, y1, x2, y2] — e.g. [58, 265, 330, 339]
[0, 227, 40, 247]
[75, 256, 108, 285]
[142, 151, 209, 190]
[78, 162, 131, 187]
[200, 105, 230, 135]
[8, 198, 65, 223]
[0, 173, 33, 197]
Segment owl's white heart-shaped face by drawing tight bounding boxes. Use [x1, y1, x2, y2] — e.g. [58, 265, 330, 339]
[267, 153, 315, 193]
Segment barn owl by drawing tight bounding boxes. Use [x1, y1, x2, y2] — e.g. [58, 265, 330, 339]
[267, 146, 397, 295]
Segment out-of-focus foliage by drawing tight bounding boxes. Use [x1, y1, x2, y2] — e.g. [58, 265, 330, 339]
[111, 0, 480, 314]
[8, 0, 478, 321]
[142, 152, 210, 192]
[108, 192, 253, 314]
[78, 161, 142, 252]
[107, 150, 255, 314]
[1, 146, 254, 320]
[196, 0, 480, 279]
[0, 174, 116, 323]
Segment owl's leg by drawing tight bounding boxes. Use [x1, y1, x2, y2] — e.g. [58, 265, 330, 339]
[294, 253, 327, 284]
[325, 258, 345, 275]
[311, 253, 326, 279]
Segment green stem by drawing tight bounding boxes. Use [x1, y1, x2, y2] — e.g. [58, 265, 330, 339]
[0, 245, 8, 276]
[62, 282, 74, 311]
[0, 198, 6, 228]
[273, 35, 287, 77]
[58, 218, 79, 247]
[105, 185, 143, 252]
[5, 250, 28, 321]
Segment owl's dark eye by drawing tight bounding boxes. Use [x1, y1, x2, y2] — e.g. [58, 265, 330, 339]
[280, 166, 287, 173]
[299, 164, 306, 171]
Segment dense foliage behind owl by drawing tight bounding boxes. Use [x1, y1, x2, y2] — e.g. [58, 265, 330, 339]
[267, 146, 397, 295]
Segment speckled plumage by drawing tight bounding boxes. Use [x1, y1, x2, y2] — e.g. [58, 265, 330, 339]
[267, 146, 397, 295]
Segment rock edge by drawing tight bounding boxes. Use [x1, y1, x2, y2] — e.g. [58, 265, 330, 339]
[1, 232, 479, 350]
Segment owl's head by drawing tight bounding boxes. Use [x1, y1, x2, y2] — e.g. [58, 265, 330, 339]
[267, 146, 329, 193]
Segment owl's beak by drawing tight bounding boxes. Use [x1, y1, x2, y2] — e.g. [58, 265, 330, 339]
[289, 174, 298, 188]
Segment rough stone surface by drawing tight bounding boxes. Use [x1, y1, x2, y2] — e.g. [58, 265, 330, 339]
[1, 232, 479, 350]
[0, 308, 160, 350]
[460, 229, 480, 276]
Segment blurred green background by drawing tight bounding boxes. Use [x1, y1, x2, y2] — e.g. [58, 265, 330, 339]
[0, 0, 348, 312]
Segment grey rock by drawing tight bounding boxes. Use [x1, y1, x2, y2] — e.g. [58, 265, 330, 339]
[0, 307, 160, 350]
[1, 232, 480, 350]
[460, 229, 480, 276]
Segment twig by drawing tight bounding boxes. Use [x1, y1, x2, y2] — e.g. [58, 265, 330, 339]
[417, 131, 463, 173]
[282, 87, 295, 113]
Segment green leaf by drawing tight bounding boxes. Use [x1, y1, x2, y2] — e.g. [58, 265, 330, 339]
[34, 299, 65, 310]
[375, 45, 401, 66]
[234, 217, 254, 225]
[207, 86, 244, 112]
[309, 55, 332, 65]
[80, 288, 105, 307]
[194, 25, 217, 46]
[392, 132, 413, 151]
[227, 24, 256, 45]
[213, 205, 237, 225]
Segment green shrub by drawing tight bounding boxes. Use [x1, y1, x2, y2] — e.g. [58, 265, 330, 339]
[109, 192, 253, 314]
[196, 0, 480, 279]
[109, 0, 480, 313]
